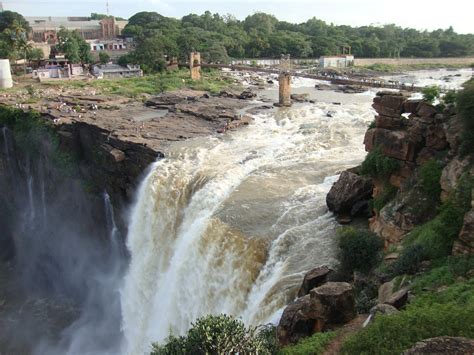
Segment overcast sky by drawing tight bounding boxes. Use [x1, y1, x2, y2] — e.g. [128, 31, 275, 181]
[3, 0, 473, 34]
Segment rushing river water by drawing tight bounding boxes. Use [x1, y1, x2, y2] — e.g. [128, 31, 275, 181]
[120, 84, 375, 353]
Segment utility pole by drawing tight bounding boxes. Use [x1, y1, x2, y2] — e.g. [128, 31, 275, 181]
[106, 0, 109, 16]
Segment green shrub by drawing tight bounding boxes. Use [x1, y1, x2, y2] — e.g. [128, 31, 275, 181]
[360, 146, 400, 178]
[457, 79, 474, 155]
[442, 89, 457, 106]
[419, 159, 443, 198]
[337, 227, 384, 274]
[421, 85, 440, 104]
[151, 314, 273, 355]
[368, 120, 376, 129]
[278, 331, 336, 355]
[341, 279, 474, 355]
[405, 202, 465, 260]
[390, 244, 426, 276]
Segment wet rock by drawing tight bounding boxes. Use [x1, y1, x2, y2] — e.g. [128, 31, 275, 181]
[326, 171, 373, 216]
[290, 93, 309, 102]
[403, 336, 474, 354]
[297, 266, 333, 297]
[238, 88, 257, 100]
[277, 282, 355, 345]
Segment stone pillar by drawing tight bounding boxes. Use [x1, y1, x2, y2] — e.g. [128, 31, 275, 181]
[190, 52, 201, 80]
[278, 73, 291, 106]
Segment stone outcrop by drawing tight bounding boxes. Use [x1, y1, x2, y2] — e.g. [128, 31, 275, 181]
[403, 336, 474, 354]
[326, 170, 373, 218]
[368, 304, 399, 324]
[297, 266, 333, 297]
[277, 282, 355, 345]
[452, 196, 474, 255]
[362, 92, 459, 247]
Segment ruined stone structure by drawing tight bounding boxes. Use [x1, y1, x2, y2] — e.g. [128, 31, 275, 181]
[190, 52, 201, 80]
[278, 73, 291, 106]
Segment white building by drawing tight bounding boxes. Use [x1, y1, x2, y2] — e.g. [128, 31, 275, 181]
[319, 55, 354, 68]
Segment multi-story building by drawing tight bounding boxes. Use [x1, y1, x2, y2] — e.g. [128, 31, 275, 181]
[26, 16, 128, 43]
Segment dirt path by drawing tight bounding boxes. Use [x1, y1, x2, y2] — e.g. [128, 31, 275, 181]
[323, 314, 368, 355]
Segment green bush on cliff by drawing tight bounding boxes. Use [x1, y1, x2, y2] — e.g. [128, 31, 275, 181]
[457, 78, 474, 156]
[369, 184, 398, 213]
[341, 279, 474, 355]
[421, 85, 440, 104]
[151, 314, 274, 355]
[404, 201, 465, 260]
[278, 331, 336, 355]
[419, 159, 443, 199]
[360, 146, 400, 179]
[337, 227, 384, 274]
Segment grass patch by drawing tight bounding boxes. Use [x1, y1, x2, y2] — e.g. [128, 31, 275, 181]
[279, 332, 336, 355]
[341, 261, 474, 355]
[419, 159, 443, 199]
[39, 69, 237, 98]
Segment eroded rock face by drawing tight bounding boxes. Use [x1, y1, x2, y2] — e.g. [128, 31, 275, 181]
[326, 171, 373, 216]
[440, 157, 469, 202]
[403, 336, 474, 355]
[277, 282, 356, 345]
[452, 208, 474, 255]
[364, 128, 416, 161]
[297, 266, 333, 297]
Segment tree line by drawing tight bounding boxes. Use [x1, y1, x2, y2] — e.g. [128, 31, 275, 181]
[119, 11, 474, 72]
[1, 9, 473, 74]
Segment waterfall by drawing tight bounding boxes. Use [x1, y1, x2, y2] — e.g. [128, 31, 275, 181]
[103, 191, 121, 256]
[121, 100, 375, 354]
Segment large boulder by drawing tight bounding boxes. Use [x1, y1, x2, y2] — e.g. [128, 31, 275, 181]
[372, 93, 406, 118]
[297, 266, 333, 297]
[368, 303, 399, 324]
[277, 282, 356, 345]
[326, 171, 373, 215]
[403, 336, 474, 354]
[384, 288, 409, 309]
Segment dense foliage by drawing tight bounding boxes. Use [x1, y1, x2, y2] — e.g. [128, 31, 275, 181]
[118, 10, 474, 71]
[360, 146, 400, 178]
[342, 258, 474, 355]
[56, 27, 92, 64]
[337, 227, 384, 274]
[421, 85, 441, 104]
[151, 314, 276, 355]
[457, 79, 474, 155]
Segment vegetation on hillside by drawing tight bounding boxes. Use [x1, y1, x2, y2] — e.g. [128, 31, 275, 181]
[151, 314, 277, 354]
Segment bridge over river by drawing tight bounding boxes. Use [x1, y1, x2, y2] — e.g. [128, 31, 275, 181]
[201, 63, 424, 92]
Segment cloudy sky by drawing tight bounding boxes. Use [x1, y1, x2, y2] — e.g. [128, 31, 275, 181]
[3, 0, 473, 34]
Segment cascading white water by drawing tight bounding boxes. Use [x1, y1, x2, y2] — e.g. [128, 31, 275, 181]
[103, 191, 122, 256]
[121, 95, 375, 354]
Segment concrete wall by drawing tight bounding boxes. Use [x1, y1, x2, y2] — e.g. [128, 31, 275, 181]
[354, 57, 474, 66]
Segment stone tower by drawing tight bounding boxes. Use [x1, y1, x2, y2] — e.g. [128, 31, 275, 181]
[190, 52, 201, 80]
